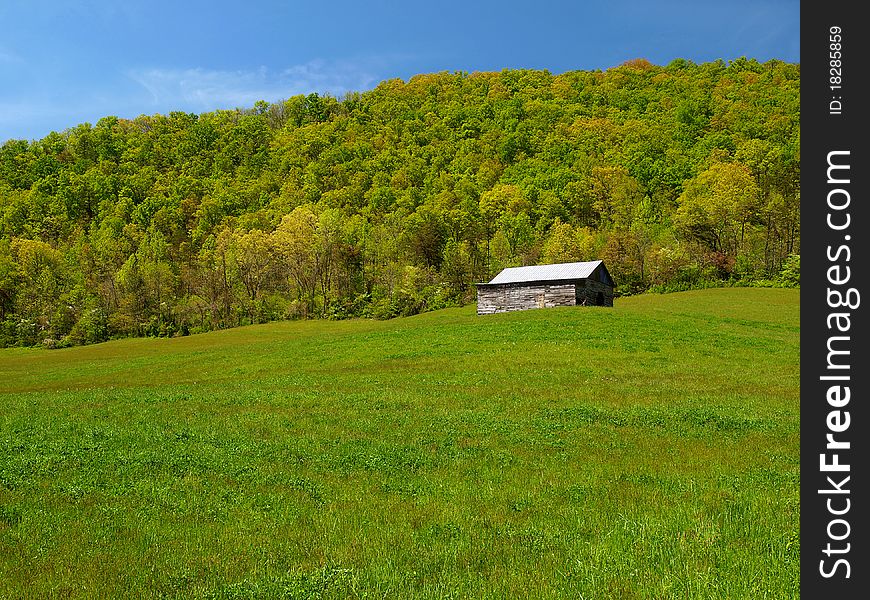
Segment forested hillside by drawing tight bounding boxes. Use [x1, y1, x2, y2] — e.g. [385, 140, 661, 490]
[0, 58, 799, 347]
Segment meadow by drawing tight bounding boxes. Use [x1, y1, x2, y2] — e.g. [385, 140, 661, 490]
[0, 288, 800, 599]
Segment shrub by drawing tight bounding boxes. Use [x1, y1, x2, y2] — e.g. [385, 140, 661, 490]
[67, 308, 110, 345]
[778, 254, 800, 287]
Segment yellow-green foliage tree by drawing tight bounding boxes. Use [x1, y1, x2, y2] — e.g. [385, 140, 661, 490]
[0, 59, 800, 346]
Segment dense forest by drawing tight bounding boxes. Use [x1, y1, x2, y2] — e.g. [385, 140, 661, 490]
[0, 58, 799, 347]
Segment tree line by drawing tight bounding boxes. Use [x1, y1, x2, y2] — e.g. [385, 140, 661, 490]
[0, 57, 800, 347]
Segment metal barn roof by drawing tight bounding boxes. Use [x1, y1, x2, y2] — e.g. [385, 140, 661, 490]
[487, 260, 605, 285]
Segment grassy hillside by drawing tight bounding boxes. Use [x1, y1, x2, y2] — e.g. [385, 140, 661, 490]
[0, 288, 799, 598]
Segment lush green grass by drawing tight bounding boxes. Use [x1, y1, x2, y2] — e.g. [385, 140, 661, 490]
[0, 288, 799, 599]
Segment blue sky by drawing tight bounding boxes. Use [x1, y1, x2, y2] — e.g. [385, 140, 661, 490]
[1, 0, 799, 142]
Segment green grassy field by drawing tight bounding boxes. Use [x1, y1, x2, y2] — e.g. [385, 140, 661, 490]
[0, 288, 799, 599]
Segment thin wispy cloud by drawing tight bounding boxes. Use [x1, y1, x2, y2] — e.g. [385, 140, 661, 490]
[1, 0, 798, 141]
[0, 49, 23, 65]
[128, 59, 384, 111]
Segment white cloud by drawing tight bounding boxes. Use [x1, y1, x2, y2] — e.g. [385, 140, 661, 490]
[0, 49, 23, 65]
[2, 57, 399, 140]
[127, 59, 383, 111]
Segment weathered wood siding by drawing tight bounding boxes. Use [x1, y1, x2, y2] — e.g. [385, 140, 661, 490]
[477, 283, 576, 315]
[575, 279, 614, 307]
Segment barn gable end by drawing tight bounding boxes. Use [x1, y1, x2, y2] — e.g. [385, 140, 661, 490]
[476, 261, 615, 315]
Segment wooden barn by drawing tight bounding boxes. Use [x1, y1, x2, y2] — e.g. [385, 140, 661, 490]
[476, 260, 615, 315]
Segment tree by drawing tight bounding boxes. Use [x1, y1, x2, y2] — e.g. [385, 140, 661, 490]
[498, 211, 535, 265]
[674, 162, 760, 267]
[588, 165, 645, 230]
[541, 218, 582, 264]
[232, 228, 277, 321]
[0, 238, 20, 319]
[313, 208, 346, 313]
[441, 239, 472, 295]
[10, 237, 69, 342]
[274, 206, 319, 315]
[479, 184, 524, 237]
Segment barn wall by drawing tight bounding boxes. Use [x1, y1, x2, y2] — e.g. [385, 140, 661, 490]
[477, 283, 576, 315]
[575, 280, 614, 307]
